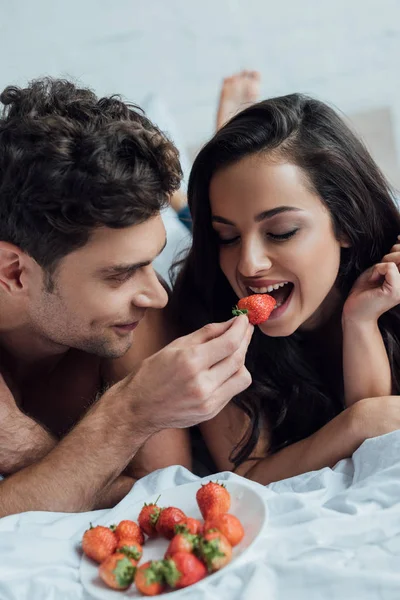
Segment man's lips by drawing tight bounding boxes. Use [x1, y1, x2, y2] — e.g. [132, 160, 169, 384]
[113, 322, 139, 332]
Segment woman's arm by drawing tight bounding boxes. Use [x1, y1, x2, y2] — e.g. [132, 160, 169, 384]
[200, 396, 400, 486]
[341, 245, 400, 406]
[342, 318, 391, 406]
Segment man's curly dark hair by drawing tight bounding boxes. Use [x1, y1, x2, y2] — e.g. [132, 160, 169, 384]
[0, 77, 182, 275]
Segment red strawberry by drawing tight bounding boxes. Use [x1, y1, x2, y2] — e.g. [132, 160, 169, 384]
[204, 512, 244, 546]
[112, 520, 144, 546]
[134, 560, 166, 596]
[175, 517, 203, 535]
[199, 530, 233, 572]
[115, 538, 143, 562]
[98, 552, 137, 590]
[81, 524, 117, 563]
[232, 294, 276, 325]
[164, 531, 199, 558]
[163, 551, 207, 589]
[196, 481, 231, 520]
[138, 496, 162, 538]
[156, 506, 186, 539]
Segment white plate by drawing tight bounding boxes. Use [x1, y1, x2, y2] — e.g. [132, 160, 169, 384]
[80, 479, 268, 598]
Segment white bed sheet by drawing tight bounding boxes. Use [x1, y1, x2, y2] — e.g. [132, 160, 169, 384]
[1, 431, 400, 599]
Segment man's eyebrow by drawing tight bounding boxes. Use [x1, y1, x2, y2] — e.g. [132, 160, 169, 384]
[98, 238, 167, 276]
[212, 206, 302, 226]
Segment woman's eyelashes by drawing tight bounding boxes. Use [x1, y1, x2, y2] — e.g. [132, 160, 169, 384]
[267, 228, 299, 241]
[215, 228, 299, 245]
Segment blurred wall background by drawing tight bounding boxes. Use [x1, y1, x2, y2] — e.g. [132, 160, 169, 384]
[1, 0, 400, 187]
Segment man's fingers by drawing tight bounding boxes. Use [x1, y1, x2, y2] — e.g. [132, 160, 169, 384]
[203, 367, 252, 421]
[178, 317, 237, 347]
[207, 323, 253, 386]
[201, 315, 252, 368]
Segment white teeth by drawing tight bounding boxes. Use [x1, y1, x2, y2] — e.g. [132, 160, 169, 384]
[249, 282, 289, 294]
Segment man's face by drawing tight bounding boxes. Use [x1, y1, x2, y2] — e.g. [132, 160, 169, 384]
[27, 215, 169, 358]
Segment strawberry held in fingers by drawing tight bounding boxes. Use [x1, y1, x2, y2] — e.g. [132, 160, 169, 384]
[163, 551, 207, 589]
[81, 524, 117, 563]
[196, 481, 231, 520]
[99, 552, 137, 590]
[204, 513, 244, 546]
[232, 294, 276, 325]
[156, 506, 187, 539]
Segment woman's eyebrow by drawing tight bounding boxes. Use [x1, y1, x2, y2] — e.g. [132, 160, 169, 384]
[212, 206, 302, 226]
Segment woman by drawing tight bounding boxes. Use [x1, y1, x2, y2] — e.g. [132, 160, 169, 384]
[170, 93, 400, 484]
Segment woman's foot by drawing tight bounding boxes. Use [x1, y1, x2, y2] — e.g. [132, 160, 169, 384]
[216, 70, 261, 130]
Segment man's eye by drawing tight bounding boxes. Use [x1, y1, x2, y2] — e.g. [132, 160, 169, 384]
[110, 272, 134, 283]
[267, 229, 299, 241]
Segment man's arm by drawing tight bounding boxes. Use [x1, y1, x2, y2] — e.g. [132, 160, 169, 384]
[0, 374, 56, 475]
[103, 307, 192, 483]
[0, 394, 148, 515]
[0, 315, 252, 516]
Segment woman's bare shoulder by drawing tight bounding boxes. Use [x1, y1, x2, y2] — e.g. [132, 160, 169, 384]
[199, 401, 270, 476]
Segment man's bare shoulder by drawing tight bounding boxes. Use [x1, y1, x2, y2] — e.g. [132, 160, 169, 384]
[102, 306, 176, 384]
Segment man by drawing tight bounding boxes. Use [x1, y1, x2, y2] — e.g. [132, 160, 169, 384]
[0, 78, 253, 517]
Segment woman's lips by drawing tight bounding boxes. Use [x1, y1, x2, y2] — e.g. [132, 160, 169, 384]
[266, 284, 295, 321]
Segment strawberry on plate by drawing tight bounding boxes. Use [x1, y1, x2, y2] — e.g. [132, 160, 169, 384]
[196, 481, 231, 520]
[138, 497, 162, 538]
[163, 551, 207, 589]
[112, 519, 144, 546]
[156, 506, 187, 539]
[82, 524, 117, 563]
[99, 552, 136, 590]
[175, 517, 203, 535]
[232, 293, 276, 325]
[204, 513, 244, 547]
[115, 538, 143, 562]
[134, 560, 166, 596]
[199, 531, 233, 573]
[164, 531, 199, 558]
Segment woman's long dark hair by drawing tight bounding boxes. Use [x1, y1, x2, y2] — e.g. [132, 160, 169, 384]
[170, 94, 400, 466]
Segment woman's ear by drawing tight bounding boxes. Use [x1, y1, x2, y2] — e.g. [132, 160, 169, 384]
[339, 234, 351, 248]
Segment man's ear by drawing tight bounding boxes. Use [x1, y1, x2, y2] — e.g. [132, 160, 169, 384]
[0, 242, 28, 294]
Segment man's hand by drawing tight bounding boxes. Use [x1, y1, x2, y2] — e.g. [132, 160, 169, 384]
[0, 373, 55, 474]
[112, 315, 253, 437]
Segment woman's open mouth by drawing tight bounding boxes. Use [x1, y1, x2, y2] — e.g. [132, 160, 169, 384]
[246, 281, 294, 320]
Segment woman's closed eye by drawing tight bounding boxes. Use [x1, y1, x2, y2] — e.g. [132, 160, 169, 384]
[215, 228, 299, 246]
[217, 234, 240, 245]
[267, 228, 299, 241]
